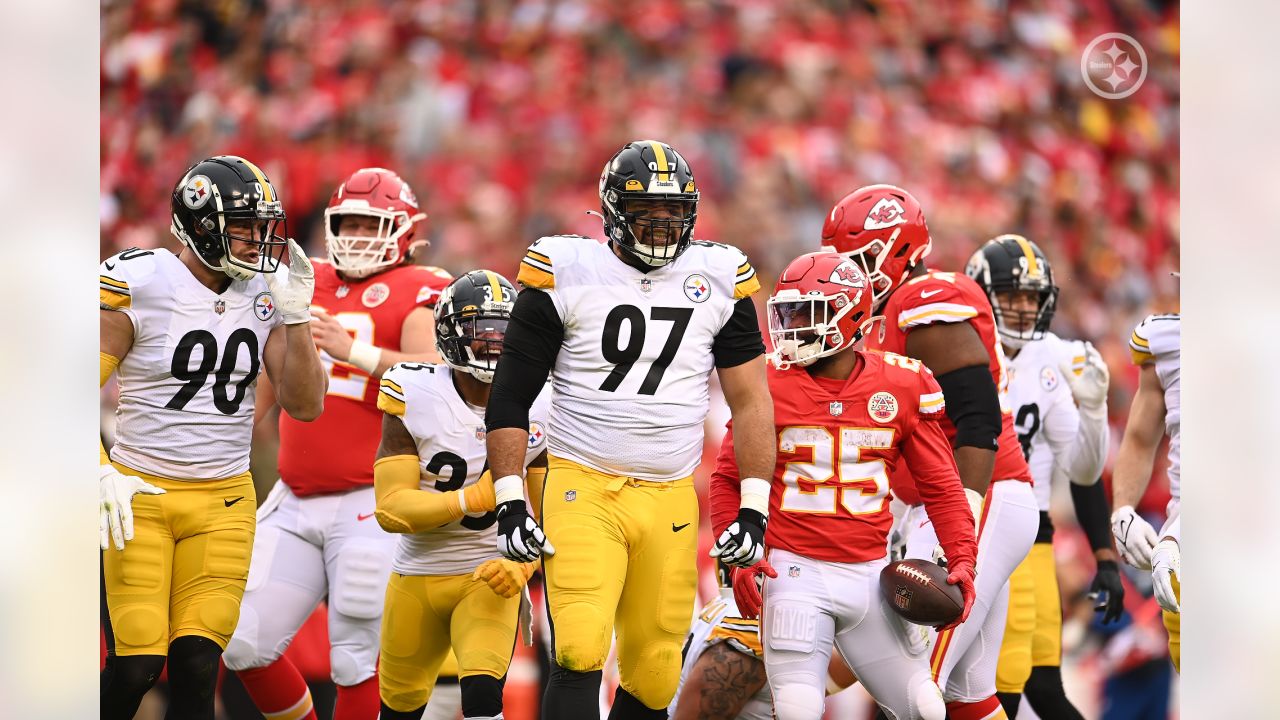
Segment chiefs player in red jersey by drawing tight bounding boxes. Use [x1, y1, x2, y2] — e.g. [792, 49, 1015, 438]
[224, 168, 453, 720]
[711, 252, 978, 720]
[820, 185, 1038, 720]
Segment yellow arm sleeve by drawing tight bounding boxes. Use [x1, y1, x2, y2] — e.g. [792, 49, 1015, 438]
[100, 353, 120, 466]
[373, 456, 497, 534]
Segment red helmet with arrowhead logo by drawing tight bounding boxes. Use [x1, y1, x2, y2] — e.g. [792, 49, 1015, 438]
[820, 184, 932, 311]
[768, 251, 876, 369]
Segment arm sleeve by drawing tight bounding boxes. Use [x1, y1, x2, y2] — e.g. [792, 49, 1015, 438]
[711, 297, 766, 368]
[904, 410, 978, 569]
[1055, 392, 1109, 487]
[486, 288, 564, 432]
[373, 455, 495, 533]
[1069, 478, 1115, 552]
[709, 424, 743, 538]
[935, 364, 1002, 451]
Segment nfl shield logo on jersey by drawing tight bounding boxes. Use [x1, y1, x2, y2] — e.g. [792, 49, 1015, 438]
[829, 401, 843, 416]
[213, 299, 226, 315]
[789, 565, 801, 578]
[474, 427, 486, 442]
[564, 490, 577, 503]
[640, 278, 653, 294]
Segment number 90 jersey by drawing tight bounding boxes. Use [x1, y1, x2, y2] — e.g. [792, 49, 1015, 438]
[377, 362, 552, 576]
[517, 235, 760, 481]
[100, 248, 281, 480]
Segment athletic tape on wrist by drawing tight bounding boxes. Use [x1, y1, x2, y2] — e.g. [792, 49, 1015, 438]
[739, 477, 771, 516]
[494, 475, 526, 506]
[347, 340, 383, 374]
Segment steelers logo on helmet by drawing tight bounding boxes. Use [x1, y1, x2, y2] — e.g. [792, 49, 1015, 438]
[434, 270, 517, 384]
[868, 391, 899, 423]
[170, 156, 288, 281]
[599, 140, 700, 268]
[183, 175, 213, 210]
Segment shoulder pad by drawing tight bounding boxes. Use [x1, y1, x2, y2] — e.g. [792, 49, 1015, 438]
[391, 264, 453, 306]
[708, 616, 763, 658]
[100, 247, 162, 311]
[1129, 313, 1179, 366]
[688, 240, 760, 299]
[894, 272, 981, 330]
[377, 362, 438, 417]
[517, 235, 594, 290]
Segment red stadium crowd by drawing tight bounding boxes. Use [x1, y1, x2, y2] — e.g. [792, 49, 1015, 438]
[101, 0, 1180, 717]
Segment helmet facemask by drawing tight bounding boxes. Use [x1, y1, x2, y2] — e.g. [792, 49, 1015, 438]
[179, 201, 288, 282]
[768, 289, 865, 370]
[324, 203, 427, 279]
[606, 194, 697, 267]
[990, 284, 1059, 349]
[438, 311, 510, 384]
[839, 227, 930, 312]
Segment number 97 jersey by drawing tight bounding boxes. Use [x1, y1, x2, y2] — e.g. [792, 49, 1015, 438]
[101, 248, 281, 480]
[377, 362, 552, 575]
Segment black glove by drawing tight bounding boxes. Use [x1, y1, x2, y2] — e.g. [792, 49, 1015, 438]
[495, 499, 554, 563]
[1088, 559, 1125, 624]
[710, 508, 768, 567]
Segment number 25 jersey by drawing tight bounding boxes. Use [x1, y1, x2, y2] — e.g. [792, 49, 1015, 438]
[517, 235, 761, 481]
[100, 248, 281, 480]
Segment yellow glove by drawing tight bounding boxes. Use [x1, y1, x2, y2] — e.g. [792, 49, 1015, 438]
[473, 558, 537, 599]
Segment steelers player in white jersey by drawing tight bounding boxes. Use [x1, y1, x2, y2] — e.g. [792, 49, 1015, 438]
[965, 236, 1122, 719]
[483, 140, 776, 719]
[373, 270, 551, 720]
[1111, 309, 1181, 671]
[99, 155, 327, 720]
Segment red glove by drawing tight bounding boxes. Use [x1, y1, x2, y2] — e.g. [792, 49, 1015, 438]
[731, 559, 778, 619]
[938, 560, 976, 631]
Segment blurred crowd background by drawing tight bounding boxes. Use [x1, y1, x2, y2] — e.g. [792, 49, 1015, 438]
[100, 0, 1180, 717]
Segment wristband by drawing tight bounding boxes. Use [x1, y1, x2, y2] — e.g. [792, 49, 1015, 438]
[348, 340, 383, 374]
[494, 474, 526, 506]
[739, 477, 771, 516]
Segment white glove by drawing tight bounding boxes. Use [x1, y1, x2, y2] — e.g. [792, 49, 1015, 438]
[1111, 505, 1158, 570]
[1151, 538, 1181, 613]
[100, 465, 165, 550]
[1060, 341, 1110, 412]
[265, 238, 315, 325]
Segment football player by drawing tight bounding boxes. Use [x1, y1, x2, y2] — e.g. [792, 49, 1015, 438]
[99, 156, 326, 720]
[224, 167, 452, 720]
[822, 185, 1037, 720]
[483, 140, 776, 719]
[711, 252, 978, 720]
[374, 270, 550, 719]
[668, 560, 858, 720]
[1111, 310, 1181, 671]
[966, 236, 1122, 718]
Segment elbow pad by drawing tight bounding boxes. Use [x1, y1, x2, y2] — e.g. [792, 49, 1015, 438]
[936, 364, 1002, 451]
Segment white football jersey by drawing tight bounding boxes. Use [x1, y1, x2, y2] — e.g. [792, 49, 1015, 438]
[377, 363, 551, 576]
[670, 593, 770, 720]
[516, 235, 760, 480]
[100, 248, 281, 479]
[1129, 314, 1180, 501]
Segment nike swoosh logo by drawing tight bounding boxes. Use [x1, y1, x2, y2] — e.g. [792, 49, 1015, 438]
[224, 497, 244, 507]
[104, 262, 116, 271]
[357, 512, 375, 521]
[673, 523, 690, 532]
[921, 289, 943, 299]
[918, 520, 930, 528]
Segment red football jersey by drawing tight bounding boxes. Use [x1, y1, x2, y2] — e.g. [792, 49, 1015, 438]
[711, 352, 977, 566]
[867, 270, 1033, 504]
[277, 260, 452, 496]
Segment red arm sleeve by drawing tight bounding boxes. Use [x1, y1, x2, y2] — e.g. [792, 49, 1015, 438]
[903, 401, 978, 570]
[709, 423, 743, 539]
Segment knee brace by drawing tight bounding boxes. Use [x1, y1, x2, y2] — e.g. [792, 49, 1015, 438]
[165, 636, 225, 720]
[101, 653, 166, 720]
[773, 683, 825, 720]
[460, 673, 505, 718]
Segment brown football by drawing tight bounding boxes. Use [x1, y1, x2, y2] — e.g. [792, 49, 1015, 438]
[879, 559, 964, 627]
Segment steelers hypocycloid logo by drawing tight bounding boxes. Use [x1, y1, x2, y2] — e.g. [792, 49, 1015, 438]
[684, 274, 711, 303]
[183, 175, 213, 210]
[868, 391, 899, 423]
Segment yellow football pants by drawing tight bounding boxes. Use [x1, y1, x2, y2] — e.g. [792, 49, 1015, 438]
[102, 465, 256, 656]
[996, 542, 1062, 692]
[541, 455, 700, 710]
[378, 572, 520, 712]
[1163, 575, 1180, 673]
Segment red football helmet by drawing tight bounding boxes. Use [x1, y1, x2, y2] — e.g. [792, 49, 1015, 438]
[768, 252, 876, 369]
[820, 184, 932, 311]
[324, 168, 428, 279]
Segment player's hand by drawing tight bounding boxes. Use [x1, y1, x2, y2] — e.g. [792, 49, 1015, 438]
[473, 558, 535, 599]
[100, 465, 165, 551]
[1060, 342, 1110, 411]
[1151, 539, 1181, 614]
[939, 560, 976, 631]
[710, 508, 768, 567]
[495, 499, 554, 563]
[265, 238, 315, 325]
[308, 308, 353, 360]
[731, 559, 777, 620]
[1087, 559, 1126, 624]
[1111, 505, 1158, 570]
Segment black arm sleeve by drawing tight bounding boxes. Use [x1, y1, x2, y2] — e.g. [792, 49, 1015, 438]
[485, 289, 564, 432]
[711, 297, 766, 368]
[935, 364, 1002, 451]
[1070, 478, 1115, 552]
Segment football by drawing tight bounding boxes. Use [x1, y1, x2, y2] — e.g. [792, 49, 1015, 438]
[879, 559, 964, 627]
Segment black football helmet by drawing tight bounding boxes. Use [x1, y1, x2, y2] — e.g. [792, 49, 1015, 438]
[170, 155, 287, 281]
[435, 270, 517, 383]
[965, 234, 1059, 349]
[599, 140, 699, 268]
